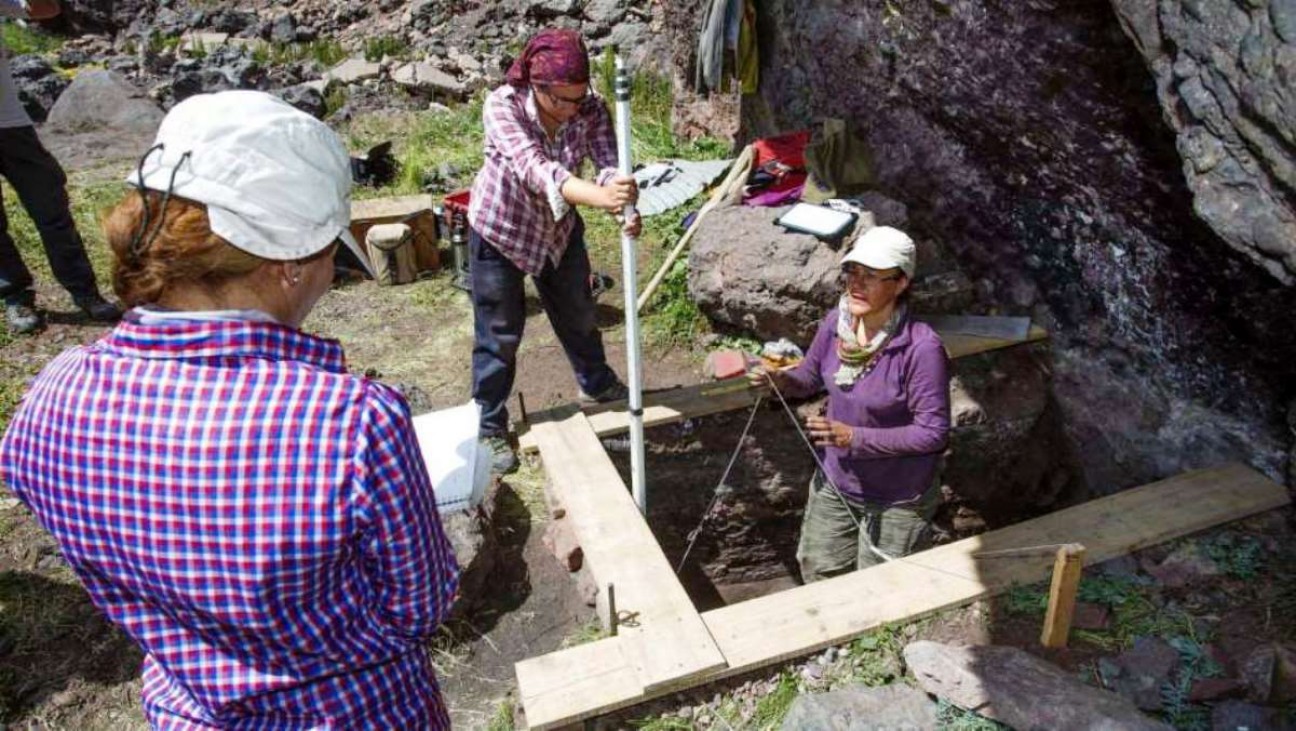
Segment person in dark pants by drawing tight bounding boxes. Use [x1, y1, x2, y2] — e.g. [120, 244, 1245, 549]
[467, 28, 640, 474]
[1, 0, 120, 333]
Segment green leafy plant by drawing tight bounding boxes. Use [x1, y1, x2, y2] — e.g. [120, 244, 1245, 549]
[1203, 532, 1265, 579]
[850, 624, 904, 686]
[751, 671, 800, 728]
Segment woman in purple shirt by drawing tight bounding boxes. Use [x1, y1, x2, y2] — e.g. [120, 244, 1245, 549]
[751, 226, 950, 582]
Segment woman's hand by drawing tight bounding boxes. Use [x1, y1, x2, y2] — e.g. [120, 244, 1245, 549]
[601, 175, 638, 211]
[806, 415, 853, 449]
[616, 210, 643, 237]
[747, 365, 784, 392]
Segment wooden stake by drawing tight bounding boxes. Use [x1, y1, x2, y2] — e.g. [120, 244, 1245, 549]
[1040, 543, 1085, 648]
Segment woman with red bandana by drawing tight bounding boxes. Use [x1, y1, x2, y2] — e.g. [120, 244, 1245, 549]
[468, 28, 641, 474]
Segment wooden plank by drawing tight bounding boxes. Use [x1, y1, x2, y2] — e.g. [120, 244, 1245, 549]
[515, 463, 1288, 727]
[1041, 544, 1085, 648]
[517, 323, 1049, 453]
[530, 413, 726, 693]
[515, 636, 643, 730]
[704, 462, 1286, 672]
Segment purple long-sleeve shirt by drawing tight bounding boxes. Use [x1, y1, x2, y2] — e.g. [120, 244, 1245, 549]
[780, 311, 951, 505]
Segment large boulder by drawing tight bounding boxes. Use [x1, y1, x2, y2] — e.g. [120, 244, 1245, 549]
[904, 641, 1173, 731]
[1111, 0, 1296, 285]
[687, 203, 841, 343]
[44, 70, 162, 136]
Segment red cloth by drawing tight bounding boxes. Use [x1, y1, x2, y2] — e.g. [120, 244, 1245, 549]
[506, 28, 590, 87]
[745, 130, 811, 205]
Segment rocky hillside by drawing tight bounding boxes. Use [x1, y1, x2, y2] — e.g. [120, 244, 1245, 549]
[13, 0, 665, 122]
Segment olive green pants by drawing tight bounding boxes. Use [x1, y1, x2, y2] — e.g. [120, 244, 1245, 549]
[796, 471, 938, 583]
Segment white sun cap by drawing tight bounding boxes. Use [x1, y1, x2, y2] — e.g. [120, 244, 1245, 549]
[125, 90, 371, 276]
[840, 225, 916, 279]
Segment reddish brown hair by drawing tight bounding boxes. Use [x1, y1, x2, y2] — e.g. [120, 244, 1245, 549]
[104, 192, 263, 307]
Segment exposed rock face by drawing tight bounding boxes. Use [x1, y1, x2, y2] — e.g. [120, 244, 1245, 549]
[665, 0, 1296, 494]
[1111, 0, 1296, 285]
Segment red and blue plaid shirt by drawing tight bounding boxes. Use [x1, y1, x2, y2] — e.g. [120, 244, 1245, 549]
[0, 312, 459, 730]
[468, 84, 618, 275]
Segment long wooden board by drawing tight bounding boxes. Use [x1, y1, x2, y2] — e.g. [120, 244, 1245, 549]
[517, 324, 1048, 453]
[528, 413, 726, 693]
[516, 462, 1289, 729]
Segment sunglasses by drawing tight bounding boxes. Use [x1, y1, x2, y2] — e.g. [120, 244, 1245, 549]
[537, 85, 591, 107]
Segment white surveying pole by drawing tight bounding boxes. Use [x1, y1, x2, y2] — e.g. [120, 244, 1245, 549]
[613, 50, 647, 513]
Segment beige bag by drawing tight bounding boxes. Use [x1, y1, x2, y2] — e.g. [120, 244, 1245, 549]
[366, 223, 418, 286]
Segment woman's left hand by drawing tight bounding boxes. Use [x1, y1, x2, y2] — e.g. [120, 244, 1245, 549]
[806, 415, 852, 449]
[616, 211, 643, 237]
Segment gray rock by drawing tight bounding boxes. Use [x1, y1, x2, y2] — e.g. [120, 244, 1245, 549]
[1111, 0, 1296, 284]
[269, 13, 298, 45]
[584, 0, 628, 26]
[391, 62, 467, 98]
[688, 203, 840, 344]
[327, 58, 383, 85]
[1211, 700, 1293, 731]
[442, 501, 497, 620]
[1144, 541, 1222, 587]
[1241, 643, 1296, 705]
[45, 70, 163, 136]
[527, 0, 580, 19]
[780, 685, 938, 731]
[9, 55, 67, 122]
[277, 84, 325, 120]
[1107, 637, 1182, 711]
[904, 641, 1172, 731]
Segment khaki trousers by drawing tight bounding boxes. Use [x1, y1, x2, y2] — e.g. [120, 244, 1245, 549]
[796, 471, 938, 583]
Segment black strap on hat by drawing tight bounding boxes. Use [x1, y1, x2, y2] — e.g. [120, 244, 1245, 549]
[129, 144, 193, 259]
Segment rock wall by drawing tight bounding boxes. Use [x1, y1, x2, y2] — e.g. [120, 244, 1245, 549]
[665, 0, 1296, 494]
[1111, 0, 1296, 285]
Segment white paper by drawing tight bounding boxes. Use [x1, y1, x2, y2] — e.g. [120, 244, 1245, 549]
[777, 203, 856, 238]
[411, 401, 485, 514]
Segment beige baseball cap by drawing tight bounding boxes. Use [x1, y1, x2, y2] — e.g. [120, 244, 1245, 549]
[840, 225, 915, 278]
[126, 90, 372, 275]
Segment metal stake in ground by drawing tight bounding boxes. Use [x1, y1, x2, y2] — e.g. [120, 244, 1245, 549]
[614, 49, 647, 513]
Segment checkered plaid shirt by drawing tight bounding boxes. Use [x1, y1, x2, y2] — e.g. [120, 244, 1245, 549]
[0, 313, 459, 729]
[468, 84, 618, 275]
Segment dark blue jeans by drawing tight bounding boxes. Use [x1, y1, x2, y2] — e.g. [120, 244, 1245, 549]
[0, 126, 99, 306]
[470, 220, 618, 437]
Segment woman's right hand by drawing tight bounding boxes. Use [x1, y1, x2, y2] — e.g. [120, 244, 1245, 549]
[601, 175, 638, 211]
[747, 365, 784, 392]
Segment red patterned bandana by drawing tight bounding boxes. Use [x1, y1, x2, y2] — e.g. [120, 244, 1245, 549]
[506, 28, 590, 87]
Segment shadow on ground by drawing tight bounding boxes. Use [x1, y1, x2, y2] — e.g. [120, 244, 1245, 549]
[0, 570, 141, 721]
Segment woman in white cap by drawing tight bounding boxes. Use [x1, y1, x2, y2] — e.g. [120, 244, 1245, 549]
[750, 226, 950, 582]
[0, 91, 459, 729]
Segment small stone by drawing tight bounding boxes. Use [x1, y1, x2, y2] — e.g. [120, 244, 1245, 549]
[1188, 677, 1247, 702]
[1072, 601, 1112, 631]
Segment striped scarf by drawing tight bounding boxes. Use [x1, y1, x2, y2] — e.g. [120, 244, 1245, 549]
[834, 299, 906, 387]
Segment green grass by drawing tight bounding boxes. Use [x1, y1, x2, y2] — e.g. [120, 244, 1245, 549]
[363, 35, 409, 62]
[484, 696, 516, 731]
[751, 671, 800, 729]
[1, 23, 63, 56]
[849, 623, 905, 686]
[937, 700, 1009, 730]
